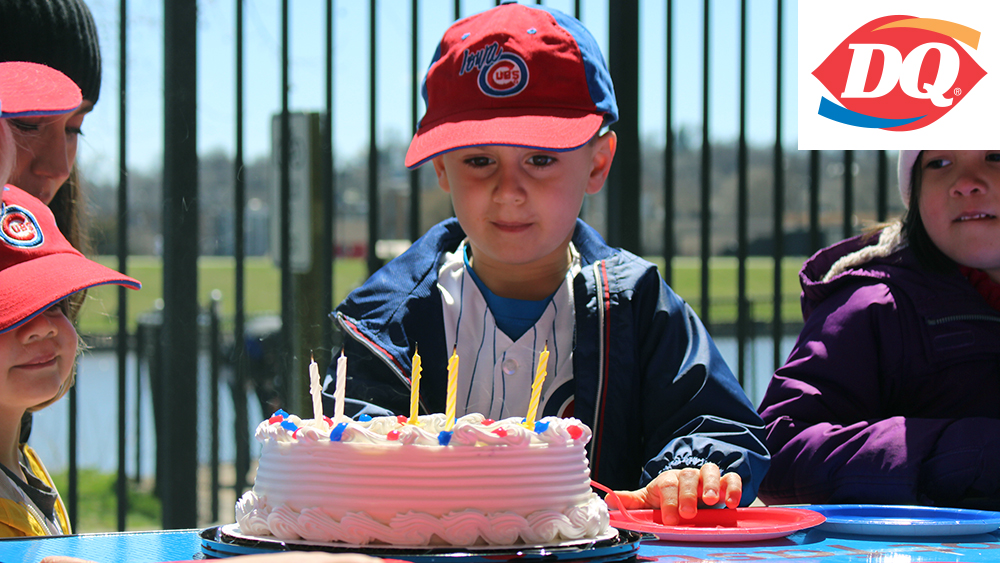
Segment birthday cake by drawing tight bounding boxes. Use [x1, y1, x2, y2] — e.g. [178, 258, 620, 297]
[234, 411, 610, 546]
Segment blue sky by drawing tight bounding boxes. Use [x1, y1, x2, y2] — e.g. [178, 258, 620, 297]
[77, 0, 799, 184]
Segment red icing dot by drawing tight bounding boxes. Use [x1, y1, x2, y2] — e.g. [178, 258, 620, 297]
[482, 419, 495, 425]
[292, 429, 300, 439]
[397, 415, 409, 424]
[387, 430, 400, 441]
[268, 415, 284, 424]
[323, 416, 333, 427]
[492, 428, 508, 438]
[568, 425, 583, 440]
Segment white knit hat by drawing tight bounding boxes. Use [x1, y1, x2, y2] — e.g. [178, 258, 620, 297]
[897, 150, 921, 208]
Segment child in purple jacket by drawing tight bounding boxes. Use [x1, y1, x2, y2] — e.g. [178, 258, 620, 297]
[758, 150, 1000, 509]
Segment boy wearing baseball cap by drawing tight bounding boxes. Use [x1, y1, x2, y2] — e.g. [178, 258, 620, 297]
[326, 2, 768, 522]
[0, 185, 139, 536]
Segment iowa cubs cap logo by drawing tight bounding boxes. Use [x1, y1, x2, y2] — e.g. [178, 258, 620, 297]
[0, 204, 44, 248]
[812, 16, 986, 131]
[460, 41, 529, 98]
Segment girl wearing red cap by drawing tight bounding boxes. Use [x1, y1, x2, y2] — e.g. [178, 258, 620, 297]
[758, 150, 1000, 508]
[0, 186, 139, 536]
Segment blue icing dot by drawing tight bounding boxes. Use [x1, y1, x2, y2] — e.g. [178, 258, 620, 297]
[280, 420, 298, 433]
[358, 414, 372, 422]
[330, 422, 349, 442]
[438, 431, 453, 446]
[534, 420, 550, 434]
[273, 409, 289, 418]
[461, 32, 470, 40]
[527, 28, 537, 34]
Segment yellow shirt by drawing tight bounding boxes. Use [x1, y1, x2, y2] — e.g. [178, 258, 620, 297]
[0, 444, 71, 537]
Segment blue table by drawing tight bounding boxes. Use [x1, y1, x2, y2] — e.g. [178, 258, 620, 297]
[2, 527, 1000, 563]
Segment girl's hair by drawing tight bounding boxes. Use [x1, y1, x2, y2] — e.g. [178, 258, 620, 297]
[899, 154, 957, 273]
[0, 120, 13, 186]
[49, 167, 92, 321]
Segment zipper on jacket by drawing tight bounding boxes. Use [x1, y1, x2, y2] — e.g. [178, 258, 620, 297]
[926, 314, 1000, 326]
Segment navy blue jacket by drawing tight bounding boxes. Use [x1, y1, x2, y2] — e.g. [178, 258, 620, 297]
[324, 218, 769, 499]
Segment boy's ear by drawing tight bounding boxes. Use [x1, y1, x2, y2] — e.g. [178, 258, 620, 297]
[431, 156, 452, 193]
[586, 131, 617, 195]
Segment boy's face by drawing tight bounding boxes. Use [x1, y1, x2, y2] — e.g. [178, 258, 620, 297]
[432, 133, 615, 273]
[0, 304, 77, 413]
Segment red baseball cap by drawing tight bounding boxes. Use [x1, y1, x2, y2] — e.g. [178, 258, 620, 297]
[0, 61, 82, 118]
[0, 186, 140, 334]
[404, 2, 618, 169]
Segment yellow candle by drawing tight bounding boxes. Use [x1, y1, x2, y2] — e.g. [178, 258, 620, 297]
[524, 343, 549, 428]
[334, 350, 347, 422]
[309, 352, 323, 422]
[445, 345, 458, 430]
[408, 347, 422, 424]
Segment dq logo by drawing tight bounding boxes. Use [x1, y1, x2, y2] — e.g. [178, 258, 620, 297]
[812, 15, 986, 131]
[0, 205, 43, 248]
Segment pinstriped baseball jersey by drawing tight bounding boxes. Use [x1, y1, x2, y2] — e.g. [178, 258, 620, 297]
[437, 240, 580, 421]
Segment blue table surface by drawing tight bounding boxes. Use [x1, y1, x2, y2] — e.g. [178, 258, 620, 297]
[3, 526, 1000, 563]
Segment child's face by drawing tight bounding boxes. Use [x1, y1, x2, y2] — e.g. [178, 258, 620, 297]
[432, 134, 615, 272]
[919, 150, 1000, 280]
[0, 304, 77, 413]
[7, 101, 92, 204]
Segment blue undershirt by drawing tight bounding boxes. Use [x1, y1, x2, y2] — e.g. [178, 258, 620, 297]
[463, 245, 554, 341]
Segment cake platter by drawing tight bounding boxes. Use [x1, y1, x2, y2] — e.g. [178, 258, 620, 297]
[201, 524, 642, 562]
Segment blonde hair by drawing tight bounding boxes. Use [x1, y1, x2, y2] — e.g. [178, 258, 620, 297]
[0, 120, 14, 187]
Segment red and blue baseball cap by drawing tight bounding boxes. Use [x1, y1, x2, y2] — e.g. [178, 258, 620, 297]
[404, 1, 618, 169]
[0, 61, 82, 118]
[0, 186, 140, 334]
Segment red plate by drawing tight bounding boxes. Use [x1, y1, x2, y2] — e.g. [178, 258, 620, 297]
[608, 507, 826, 542]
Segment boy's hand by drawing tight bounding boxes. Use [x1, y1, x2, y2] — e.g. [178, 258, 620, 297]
[607, 463, 741, 525]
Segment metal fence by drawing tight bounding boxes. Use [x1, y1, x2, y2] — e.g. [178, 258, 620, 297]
[58, 0, 903, 532]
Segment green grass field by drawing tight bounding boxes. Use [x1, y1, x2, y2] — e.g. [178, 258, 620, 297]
[78, 255, 807, 336]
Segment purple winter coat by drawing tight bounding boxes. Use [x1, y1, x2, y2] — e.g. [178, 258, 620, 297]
[757, 230, 1000, 508]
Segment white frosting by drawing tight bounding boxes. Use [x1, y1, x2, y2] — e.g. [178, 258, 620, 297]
[236, 413, 610, 546]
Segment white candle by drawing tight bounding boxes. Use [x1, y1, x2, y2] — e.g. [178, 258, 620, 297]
[334, 350, 347, 422]
[309, 353, 324, 421]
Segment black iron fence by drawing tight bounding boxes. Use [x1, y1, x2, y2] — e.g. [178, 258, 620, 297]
[54, 0, 905, 532]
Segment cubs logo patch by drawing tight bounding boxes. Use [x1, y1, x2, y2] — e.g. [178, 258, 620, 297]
[460, 42, 529, 98]
[0, 204, 44, 248]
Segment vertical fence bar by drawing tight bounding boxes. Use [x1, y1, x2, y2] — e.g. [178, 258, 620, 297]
[162, 0, 200, 528]
[279, 0, 293, 409]
[233, 0, 250, 495]
[116, 0, 130, 533]
[877, 150, 889, 222]
[662, 0, 674, 286]
[700, 0, 711, 327]
[574, 0, 580, 18]
[367, 0, 381, 275]
[607, 1, 641, 253]
[68, 378, 77, 529]
[134, 323, 144, 482]
[409, 0, 421, 243]
[210, 293, 221, 523]
[772, 0, 785, 371]
[324, 0, 336, 352]
[843, 150, 854, 239]
[809, 150, 821, 253]
[736, 0, 747, 387]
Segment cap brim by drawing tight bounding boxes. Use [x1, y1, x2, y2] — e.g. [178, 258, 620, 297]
[405, 110, 606, 169]
[0, 61, 83, 118]
[0, 253, 140, 333]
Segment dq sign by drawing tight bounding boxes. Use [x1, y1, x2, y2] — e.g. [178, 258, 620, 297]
[813, 16, 985, 131]
[799, 2, 999, 149]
